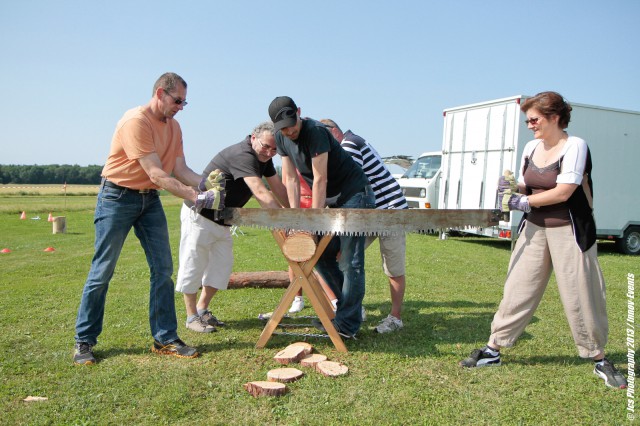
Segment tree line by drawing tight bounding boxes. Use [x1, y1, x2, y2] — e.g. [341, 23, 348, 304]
[0, 165, 103, 185]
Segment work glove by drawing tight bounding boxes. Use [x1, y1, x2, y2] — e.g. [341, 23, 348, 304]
[498, 170, 518, 194]
[198, 169, 225, 192]
[195, 189, 225, 211]
[501, 193, 531, 213]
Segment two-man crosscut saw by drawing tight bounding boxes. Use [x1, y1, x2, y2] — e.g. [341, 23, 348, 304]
[218, 208, 501, 236]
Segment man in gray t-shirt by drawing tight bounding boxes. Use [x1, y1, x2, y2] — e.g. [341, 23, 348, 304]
[269, 96, 373, 337]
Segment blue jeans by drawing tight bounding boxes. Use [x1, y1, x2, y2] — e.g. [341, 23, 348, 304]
[74, 185, 178, 346]
[315, 186, 375, 335]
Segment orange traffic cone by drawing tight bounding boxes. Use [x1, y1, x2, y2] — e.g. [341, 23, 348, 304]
[20, 211, 26, 220]
[48, 212, 54, 222]
[43, 247, 55, 252]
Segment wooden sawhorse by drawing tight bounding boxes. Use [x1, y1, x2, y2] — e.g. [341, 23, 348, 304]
[255, 230, 348, 352]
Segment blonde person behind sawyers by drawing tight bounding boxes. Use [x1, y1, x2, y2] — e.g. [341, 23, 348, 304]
[175, 121, 289, 333]
[321, 119, 409, 334]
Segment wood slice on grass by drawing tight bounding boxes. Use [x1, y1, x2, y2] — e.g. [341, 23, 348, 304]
[243, 381, 287, 397]
[286, 342, 314, 355]
[274, 345, 307, 364]
[300, 353, 327, 368]
[316, 360, 349, 377]
[267, 367, 305, 383]
[282, 231, 317, 262]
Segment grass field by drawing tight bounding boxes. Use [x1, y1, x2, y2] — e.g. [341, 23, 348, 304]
[0, 188, 636, 425]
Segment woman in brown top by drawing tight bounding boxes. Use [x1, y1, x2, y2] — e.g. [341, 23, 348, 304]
[458, 91, 627, 389]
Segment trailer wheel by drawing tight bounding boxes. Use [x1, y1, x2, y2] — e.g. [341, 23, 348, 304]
[615, 226, 640, 255]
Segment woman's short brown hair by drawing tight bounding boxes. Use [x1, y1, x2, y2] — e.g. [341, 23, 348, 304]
[521, 91, 573, 129]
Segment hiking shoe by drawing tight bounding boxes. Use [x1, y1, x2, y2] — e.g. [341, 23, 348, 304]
[186, 316, 217, 333]
[200, 310, 225, 327]
[73, 342, 96, 365]
[375, 315, 404, 333]
[459, 346, 501, 368]
[152, 338, 199, 358]
[289, 296, 305, 313]
[594, 358, 628, 389]
[311, 318, 357, 340]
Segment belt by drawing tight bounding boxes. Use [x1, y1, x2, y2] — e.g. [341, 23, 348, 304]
[102, 178, 157, 194]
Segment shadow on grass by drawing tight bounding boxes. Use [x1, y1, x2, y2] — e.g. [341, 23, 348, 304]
[501, 350, 629, 367]
[224, 299, 540, 358]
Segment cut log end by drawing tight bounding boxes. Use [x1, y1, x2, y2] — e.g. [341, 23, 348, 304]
[282, 231, 317, 262]
[274, 345, 307, 365]
[300, 353, 327, 368]
[267, 367, 305, 383]
[316, 360, 349, 377]
[286, 342, 314, 356]
[244, 381, 287, 397]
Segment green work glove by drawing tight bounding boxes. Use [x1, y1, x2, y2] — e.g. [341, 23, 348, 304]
[498, 170, 518, 194]
[198, 169, 225, 192]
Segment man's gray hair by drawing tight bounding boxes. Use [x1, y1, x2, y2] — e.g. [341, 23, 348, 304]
[153, 72, 187, 96]
[252, 121, 275, 137]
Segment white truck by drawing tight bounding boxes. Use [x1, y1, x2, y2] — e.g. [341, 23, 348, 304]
[396, 151, 442, 209]
[437, 95, 640, 255]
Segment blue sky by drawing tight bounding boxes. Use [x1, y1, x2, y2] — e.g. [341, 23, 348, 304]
[1, 1, 639, 174]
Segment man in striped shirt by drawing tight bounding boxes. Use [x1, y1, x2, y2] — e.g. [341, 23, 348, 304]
[321, 119, 408, 334]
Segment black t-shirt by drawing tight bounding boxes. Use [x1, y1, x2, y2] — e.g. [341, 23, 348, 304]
[188, 136, 276, 222]
[275, 118, 368, 206]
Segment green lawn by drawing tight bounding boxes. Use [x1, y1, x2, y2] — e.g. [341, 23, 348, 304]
[0, 195, 635, 425]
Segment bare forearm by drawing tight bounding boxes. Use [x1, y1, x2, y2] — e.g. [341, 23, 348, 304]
[311, 179, 327, 208]
[150, 174, 198, 203]
[527, 184, 577, 208]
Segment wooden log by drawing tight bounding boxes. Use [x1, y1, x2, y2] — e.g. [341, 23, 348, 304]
[227, 271, 289, 289]
[243, 381, 287, 397]
[281, 231, 317, 262]
[300, 353, 327, 368]
[316, 360, 349, 377]
[52, 216, 66, 234]
[286, 342, 314, 356]
[267, 367, 305, 383]
[274, 345, 307, 365]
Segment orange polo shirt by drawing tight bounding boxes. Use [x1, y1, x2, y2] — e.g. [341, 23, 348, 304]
[101, 106, 184, 189]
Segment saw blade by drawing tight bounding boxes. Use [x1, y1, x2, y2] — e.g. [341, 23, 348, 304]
[218, 208, 500, 236]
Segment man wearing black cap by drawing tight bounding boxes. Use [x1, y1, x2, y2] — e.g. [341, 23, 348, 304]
[268, 96, 374, 338]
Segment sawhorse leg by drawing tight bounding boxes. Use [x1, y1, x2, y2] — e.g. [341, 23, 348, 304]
[256, 231, 348, 352]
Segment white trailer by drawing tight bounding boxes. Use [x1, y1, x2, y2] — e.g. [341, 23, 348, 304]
[397, 151, 442, 209]
[438, 95, 640, 255]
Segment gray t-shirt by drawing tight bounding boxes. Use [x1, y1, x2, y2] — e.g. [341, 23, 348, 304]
[275, 119, 368, 206]
[189, 136, 276, 222]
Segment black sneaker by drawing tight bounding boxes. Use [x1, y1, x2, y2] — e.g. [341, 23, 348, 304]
[459, 346, 501, 368]
[73, 342, 96, 365]
[151, 338, 199, 359]
[200, 310, 225, 327]
[311, 318, 357, 340]
[594, 358, 628, 389]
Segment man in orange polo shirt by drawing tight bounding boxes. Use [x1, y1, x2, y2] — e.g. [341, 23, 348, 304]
[73, 72, 221, 365]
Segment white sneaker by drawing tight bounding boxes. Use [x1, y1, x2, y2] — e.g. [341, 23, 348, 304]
[186, 316, 216, 333]
[289, 296, 304, 313]
[375, 314, 403, 333]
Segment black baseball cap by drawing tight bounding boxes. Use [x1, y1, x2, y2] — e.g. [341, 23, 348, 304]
[269, 96, 298, 131]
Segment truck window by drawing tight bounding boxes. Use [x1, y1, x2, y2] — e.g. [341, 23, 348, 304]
[402, 155, 442, 179]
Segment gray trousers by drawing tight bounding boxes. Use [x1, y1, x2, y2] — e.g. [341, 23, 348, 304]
[489, 221, 608, 358]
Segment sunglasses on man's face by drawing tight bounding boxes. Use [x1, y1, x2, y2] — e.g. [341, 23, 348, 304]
[164, 90, 188, 106]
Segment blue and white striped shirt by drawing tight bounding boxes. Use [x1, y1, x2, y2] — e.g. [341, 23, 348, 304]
[340, 130, 408, 210]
